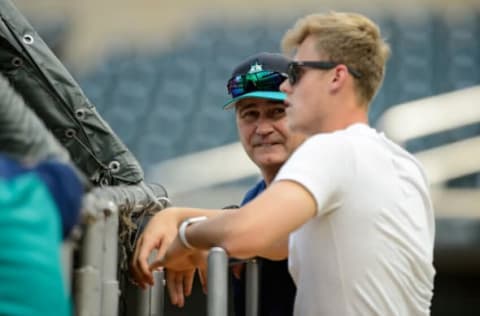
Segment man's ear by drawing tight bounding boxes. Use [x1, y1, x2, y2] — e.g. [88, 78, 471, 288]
[330, 64, 349, 92]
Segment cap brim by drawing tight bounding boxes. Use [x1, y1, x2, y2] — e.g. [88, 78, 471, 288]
[223, 91, 286, 109]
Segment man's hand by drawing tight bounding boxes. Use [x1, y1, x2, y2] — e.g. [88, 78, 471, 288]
[231, 263, 245, 280]
[130, 208, 182, 288]
[166, 268, 195, 307]
[161, 248, 209, 307]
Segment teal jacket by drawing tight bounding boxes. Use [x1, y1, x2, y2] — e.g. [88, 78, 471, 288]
[0, 155, 83, 316]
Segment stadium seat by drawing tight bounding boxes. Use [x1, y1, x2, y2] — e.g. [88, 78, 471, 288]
[76, 12, 480, 172]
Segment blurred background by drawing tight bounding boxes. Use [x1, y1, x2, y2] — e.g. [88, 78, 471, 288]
[13, 0, 480, 315]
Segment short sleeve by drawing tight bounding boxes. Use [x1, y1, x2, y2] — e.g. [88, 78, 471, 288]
[274, 134, 354, 217]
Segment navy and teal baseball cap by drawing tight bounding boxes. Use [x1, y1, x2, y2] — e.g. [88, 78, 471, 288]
[223, 52, 290, 109]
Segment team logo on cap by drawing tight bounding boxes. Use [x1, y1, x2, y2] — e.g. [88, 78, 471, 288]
[248, 62, 263, 74]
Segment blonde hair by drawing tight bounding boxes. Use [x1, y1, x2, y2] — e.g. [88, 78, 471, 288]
[282, 11, 391, 105]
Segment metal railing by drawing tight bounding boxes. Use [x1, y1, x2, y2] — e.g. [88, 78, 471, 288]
[69, 195, 259, 316]
[67, 183, 169, 316]
[207, 249, 259, 316]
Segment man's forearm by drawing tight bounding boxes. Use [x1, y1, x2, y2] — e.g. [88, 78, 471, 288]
[185, 214, 288, 260]
[182, 180, 316, 259]
[166, 207, 223, 225]
[185, 209, 278, 259]
[256, 238, 289, 260]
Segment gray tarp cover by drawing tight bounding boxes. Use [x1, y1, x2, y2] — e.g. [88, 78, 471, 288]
[0, 0, 143, 185]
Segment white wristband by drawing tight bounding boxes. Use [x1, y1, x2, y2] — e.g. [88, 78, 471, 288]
[178, 216, 208, 249]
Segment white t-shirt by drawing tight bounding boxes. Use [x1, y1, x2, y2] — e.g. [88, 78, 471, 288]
[275, 123, 435, 316]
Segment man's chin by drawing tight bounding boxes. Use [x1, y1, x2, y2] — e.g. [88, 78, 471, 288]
[253, 151, 287, 166]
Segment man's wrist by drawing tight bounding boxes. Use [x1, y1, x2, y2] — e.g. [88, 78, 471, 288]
[178, 216, 208, 249]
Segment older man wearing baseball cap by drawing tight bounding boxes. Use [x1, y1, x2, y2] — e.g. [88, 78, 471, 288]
[223, 52, 305, 316]
[133, 52, 305, 314]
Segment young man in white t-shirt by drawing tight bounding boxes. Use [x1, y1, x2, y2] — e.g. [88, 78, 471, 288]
[131, 11, 436, 316]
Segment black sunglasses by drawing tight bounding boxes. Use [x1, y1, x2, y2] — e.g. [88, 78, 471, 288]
[287, 61, 362, 86]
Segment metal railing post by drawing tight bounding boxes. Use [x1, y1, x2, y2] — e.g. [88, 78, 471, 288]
[101, 202, 120, 316]
[245, 259, 259, 316]
[123, 254, 165, 316]
[150, 270, 166, 316]
[71, 184, 170, 316]
[208, 247, 228, 316]
[61, 236, 77, 293]
[74, 212, 105, 316]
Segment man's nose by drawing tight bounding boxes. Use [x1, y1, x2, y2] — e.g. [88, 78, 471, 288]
[280, 79, 292, 94]
[255, 119, 274, 135]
